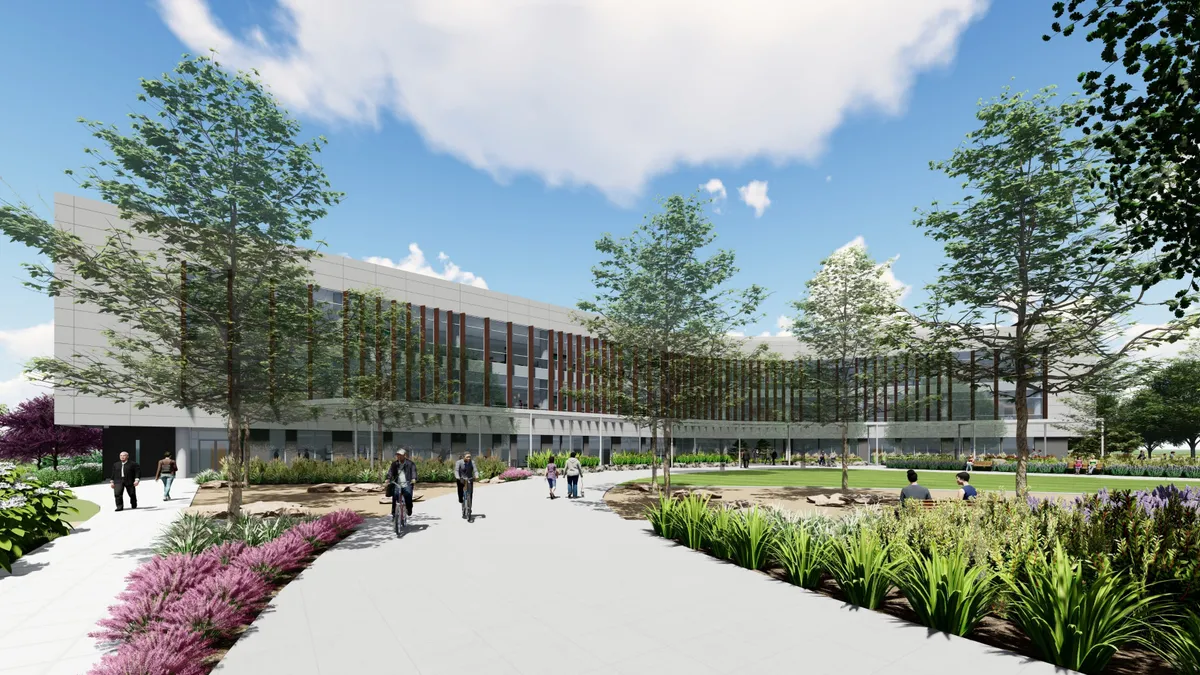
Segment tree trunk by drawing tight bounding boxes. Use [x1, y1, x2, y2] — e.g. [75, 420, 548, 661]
[649, 429, 658, 492]
[226, 417, 244, 519]
[1014, 373, 1030, 498]
[840, 422, 849, 490]
[1190, 438, 1197, 459]
[663, 424, 673, 496]
[52, 443, 59, 471]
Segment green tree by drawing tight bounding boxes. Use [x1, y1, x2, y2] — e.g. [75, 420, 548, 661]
[578, 193, 766, 495]
[332, 288, 456, 466]
[1045, 1, 1200, 303]
[0, 54, 341, 518]
[791, 240, 906, 489]
[1149, 357, 1200, 456]
[913, 87, 1187, 497]
[1122, 387, 1171, 456]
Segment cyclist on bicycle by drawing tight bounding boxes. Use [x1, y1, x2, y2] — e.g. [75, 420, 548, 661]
[387, 448, 416, 518]
[454, 452, 479, 517]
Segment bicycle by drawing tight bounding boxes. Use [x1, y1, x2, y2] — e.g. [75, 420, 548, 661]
[391, 483, 408, 535]
[461, 479, 473, 522]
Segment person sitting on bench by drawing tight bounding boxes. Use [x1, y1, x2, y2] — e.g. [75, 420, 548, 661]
[900, 469, 932, 504]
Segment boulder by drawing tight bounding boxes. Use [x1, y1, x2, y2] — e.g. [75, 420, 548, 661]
[806, 494, 844, 507]
[189, 504, 228, 518]
[199, 480, 229, 489]
[851, 495, 879, 506]
[630, 483, 653, 493]
[347, 483, 384, 493]
[307, 483, 341, 493]
[489, 477, 502, 484]
[692, 489, 723, 500]
[242, 501, 312, 518]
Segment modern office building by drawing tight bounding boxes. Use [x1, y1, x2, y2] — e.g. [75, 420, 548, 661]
[51, 194, 1079, 477]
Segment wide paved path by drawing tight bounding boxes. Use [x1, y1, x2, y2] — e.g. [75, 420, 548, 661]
[216, 470, 1062, 675]
[0, 477, 198, 675]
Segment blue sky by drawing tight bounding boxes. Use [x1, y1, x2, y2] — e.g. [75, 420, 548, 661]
[0, 0, 1184, 407]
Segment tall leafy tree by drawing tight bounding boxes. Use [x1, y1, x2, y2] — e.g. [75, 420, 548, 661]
[332, 288, 454, 465]
[1149, 357, 1200, 456]
[578, 193, 766, 495]
[791, 241, 906, 489]
[0, 395, 102, 469]
[1045, 1, 1200, 304]
[1122, 387, 1171, 456]
[0, 54, 342, 517]
[914, 87, 1189, 496]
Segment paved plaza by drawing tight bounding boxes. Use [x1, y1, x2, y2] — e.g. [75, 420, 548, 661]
[215, 470, 1064, 675]
[0, 477, 198, 675]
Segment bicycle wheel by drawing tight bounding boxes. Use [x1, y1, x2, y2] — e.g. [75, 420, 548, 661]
[392, 499, 401, 536]
[465, 485, 473, 522]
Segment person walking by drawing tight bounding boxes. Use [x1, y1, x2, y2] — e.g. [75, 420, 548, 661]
[770, 449, 778, 466]
[956, 471, 978, 501]
[110, 450, 140, 511]
[154, 451, 178, 501]
[546, 454, 559, 499]
[565, 451, 583, 499]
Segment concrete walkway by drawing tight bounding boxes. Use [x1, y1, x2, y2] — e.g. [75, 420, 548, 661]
[0, 477, 198, 675]
[216, 470, 1062, 675]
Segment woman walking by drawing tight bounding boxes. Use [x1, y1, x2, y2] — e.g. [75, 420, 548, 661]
[546, 454, 559, 499]
[154, 451, 177, 501]
[565, 451, 583, 499]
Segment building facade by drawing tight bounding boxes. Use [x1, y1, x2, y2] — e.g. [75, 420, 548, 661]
[51, 194, 1078, 477]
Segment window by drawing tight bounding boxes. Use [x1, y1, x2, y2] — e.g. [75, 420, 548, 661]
[332, 430, 352, 443]
[512, 324, 529, 369]
[249, 429, 270, 442]
[285, 429, 297, 442]
[534, 329, 549, 369]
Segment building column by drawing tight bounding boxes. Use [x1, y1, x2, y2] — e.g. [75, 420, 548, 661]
[174, 427, 190, 478]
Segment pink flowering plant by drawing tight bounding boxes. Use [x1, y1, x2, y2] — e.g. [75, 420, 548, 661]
[499, 468, 533, 482]
[90, 510, 363, 674]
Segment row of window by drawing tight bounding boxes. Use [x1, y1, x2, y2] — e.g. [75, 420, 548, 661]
[304, 290, 1050, 422]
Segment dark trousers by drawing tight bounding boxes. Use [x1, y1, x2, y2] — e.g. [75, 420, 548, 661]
[457, 480, 472, 503]
[392, 485, 413, 516]
[114, 481, 137, 510]
[567, 474, 579, 497]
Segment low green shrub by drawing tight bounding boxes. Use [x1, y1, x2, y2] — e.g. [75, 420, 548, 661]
[153, 512, 311, 556]
[725, 507, 776, 571]
[673, 453, 732, 465]
[892, 546, 998, 637]
[645, 496, 681, 540]
[26, 463, 104, 487]
[827, 529, 899, 610]
[525, 451, 601, 470]
[676, 494, 712, 550]
[1155, 609, 1200, 675]
[612, 452, 656, 466]
[771, 523, 831, 590]
[0, 461, 78, 572]
[1007, 544, 1155, 674]
[241, 456, 508, 485]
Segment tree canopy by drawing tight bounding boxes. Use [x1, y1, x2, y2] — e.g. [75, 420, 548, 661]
[578, 193, 766, 493]
[0, 54, 342, 517]
[0, 395, 102, 470]
[1045, 1, 1200, 309]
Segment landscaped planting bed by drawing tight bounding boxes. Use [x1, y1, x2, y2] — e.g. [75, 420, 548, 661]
[886, 453, 1200, 478]
[645, 486, 1200, 674]
[88, 510, 364, 674]
[193, 456, 510, 486]
[0, 461, 81, 571]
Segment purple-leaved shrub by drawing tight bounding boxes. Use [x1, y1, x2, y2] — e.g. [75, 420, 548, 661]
[89, 627, 213, 675]
[91, 592, 173, 643]
[234, 532, 312, 582]
[320, 509, 364, 536]
[201, 540, 248, 567]
[161, 589, 254, 642]
[289, 520, 339, 548]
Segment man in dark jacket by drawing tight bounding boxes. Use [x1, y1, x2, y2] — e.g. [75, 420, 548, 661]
[110, 451, 140, 511]
[386, 449, 417, 516]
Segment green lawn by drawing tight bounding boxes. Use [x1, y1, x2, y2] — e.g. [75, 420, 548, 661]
[63, 498, 100, 523]
[634, 468, 1200, 494]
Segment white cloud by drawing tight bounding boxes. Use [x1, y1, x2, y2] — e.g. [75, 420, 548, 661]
[0, 323, 53, 361]
[365, 243, 489, 289]
[157, 0, 987, 203]
[775, 315, 794, 337]
[703, 178, 726, 213]
[703, 179, 727, 202]
[1120, 324, 1200, 361]
[759, 331, 773, 337]
[0, 323, 54, 410]
[0, 373, 49, 411]
[825, 175, 833, 182]
[834, 236, 911, 302]
[738, 181, 771, 217]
